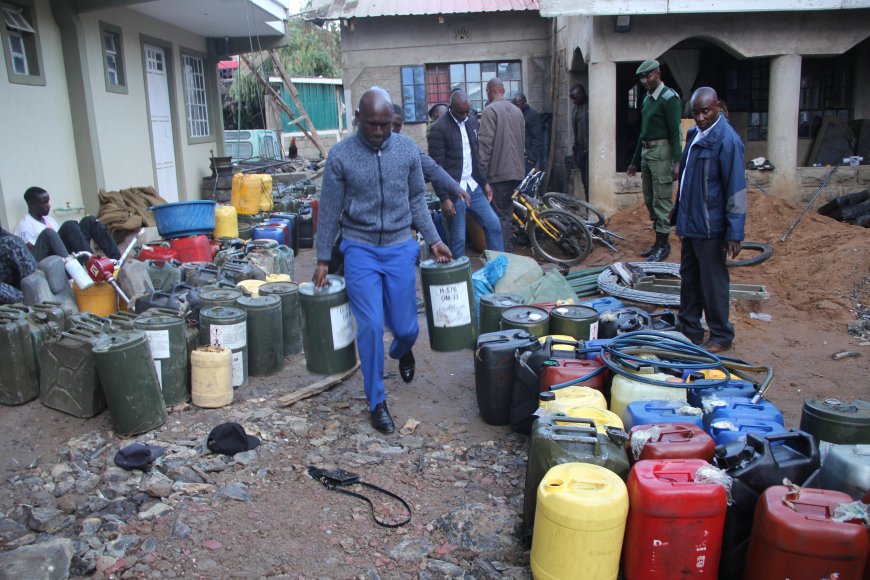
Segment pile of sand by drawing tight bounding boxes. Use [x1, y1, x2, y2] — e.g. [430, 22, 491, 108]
[604, 188, 870, 323]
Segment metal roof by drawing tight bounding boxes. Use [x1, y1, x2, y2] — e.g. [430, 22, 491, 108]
[306, 0, 540, 20]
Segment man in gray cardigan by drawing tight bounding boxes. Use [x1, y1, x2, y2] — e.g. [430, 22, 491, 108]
[314, 88, 452, 434]
[479, 78, 526, 251]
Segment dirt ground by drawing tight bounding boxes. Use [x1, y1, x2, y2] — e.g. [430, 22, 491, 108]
[0, 188, 868, 578]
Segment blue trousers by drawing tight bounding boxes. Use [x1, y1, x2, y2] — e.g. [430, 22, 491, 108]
[341, 238, 420, 411]
[444, 184, 503, 257]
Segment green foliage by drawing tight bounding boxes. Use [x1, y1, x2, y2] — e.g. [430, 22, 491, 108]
[223, 17, 341, 129]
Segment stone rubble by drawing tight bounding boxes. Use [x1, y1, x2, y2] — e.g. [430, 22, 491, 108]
[0, 381, 532, 578]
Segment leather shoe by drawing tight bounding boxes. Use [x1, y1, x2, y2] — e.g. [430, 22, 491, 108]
[701, 340, 732, 353]
[399, 351, 415, 383]
[370, 402, 395, 434]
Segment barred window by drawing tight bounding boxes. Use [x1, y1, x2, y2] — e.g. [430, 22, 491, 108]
[183, 54, 210, 138]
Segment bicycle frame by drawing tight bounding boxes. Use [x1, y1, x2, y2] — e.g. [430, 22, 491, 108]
[511, 171, 563, 242]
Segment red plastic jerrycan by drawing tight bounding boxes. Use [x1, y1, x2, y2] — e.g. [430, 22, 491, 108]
[540, 358, 606, 393]
[627, 424, 715, 464]
[169, 235, 212, 263]
[744, 485, 869, 580]
[137, 241, 177, 262]
[623, 459, 727, 579]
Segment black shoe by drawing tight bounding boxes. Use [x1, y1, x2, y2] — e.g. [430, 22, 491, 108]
[370, 402, 395, 434]
[646, 233, 671, 262]
[639, 240, 658, 258]
[399, 351, 415, 383]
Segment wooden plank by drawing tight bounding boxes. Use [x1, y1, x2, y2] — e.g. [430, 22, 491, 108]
[275, 361, 360, 407]
[267, 49, 327, 158]
[239, 55, 323, 153]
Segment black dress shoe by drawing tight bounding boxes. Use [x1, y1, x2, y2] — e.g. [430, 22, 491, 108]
[370, 402, 395, 434]
[399, 351, 415, 383]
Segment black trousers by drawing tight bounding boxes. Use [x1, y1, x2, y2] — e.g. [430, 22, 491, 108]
[32, 217, 120, 261]
[678, 237, 734, 345]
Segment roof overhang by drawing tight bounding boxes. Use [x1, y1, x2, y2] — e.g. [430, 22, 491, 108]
[75, 0, 289, 37]
[304, 0, 540, 20]
[538, 0, 870, 16]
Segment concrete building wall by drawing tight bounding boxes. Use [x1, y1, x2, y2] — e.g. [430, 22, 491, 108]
[79, 8, 217, 204]
[0, 0, 82, 230]
[339, 13, 552, 152]
[553, 10, 870, 210]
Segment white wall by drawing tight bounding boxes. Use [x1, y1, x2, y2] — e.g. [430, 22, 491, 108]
[80, 8, 217, 202]
[0, 0, 82, 230]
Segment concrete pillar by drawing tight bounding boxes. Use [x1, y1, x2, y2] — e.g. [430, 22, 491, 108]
[767, 54, 802, 201]
[588, 60, 617, 214]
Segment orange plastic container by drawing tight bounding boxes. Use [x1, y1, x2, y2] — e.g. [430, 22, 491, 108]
[623, 459, 727, 579]
[744, 486, 869, 580]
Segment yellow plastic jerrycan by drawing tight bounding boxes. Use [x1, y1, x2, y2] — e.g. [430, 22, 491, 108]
[213, 204, 239, 239]
[531, 462, 629, 580]
[548, 386, 608, 415]
[232, 174, 272, 215]
[74, 281, 118, 316]
[558, 406, 624, 433]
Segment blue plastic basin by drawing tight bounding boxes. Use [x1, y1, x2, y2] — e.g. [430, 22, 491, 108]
[150, 200, 216, 239]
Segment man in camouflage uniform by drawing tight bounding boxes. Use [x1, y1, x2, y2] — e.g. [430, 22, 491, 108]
[627, 59, 683, 262]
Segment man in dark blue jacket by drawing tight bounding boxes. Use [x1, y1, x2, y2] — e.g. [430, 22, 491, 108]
[672, 87, 746, 352]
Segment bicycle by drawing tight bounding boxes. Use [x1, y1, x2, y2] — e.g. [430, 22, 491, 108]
[541, 191, 625, 253]
[511, 171, 592, 266]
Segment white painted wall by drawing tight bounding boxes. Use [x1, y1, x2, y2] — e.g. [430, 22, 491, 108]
[0, 0, 82, 230]
[80, 8, 217, 202]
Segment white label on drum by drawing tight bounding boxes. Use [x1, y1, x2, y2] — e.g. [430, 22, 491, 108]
[231, 351, 243, 386]
[429, 282, 471, 328]
[589, 321, 599, 341]
[153, 359, 163, 391]
[210, 322, 247, 349]
[144, 329, 170, 359]
[330, 302, 354, 350]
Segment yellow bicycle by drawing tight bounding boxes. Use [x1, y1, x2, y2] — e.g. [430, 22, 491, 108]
[512, 171, 592, 266]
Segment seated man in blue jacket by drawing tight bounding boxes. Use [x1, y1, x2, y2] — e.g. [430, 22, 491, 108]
[671, 87, 745, 352]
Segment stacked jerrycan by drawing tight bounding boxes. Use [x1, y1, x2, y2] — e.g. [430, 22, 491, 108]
[474, 329, 540, 426]
[623, 459, 728, 579]
[744, 485, 869, 579]
[800, 397, 870, 499]
[713, 430, 821, 579]
[40, 321, 109, 418]
[522, 415, 629, 535]
[0, 307, 40, 405]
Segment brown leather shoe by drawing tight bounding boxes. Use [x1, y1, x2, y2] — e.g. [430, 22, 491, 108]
[701, 340, 732, 353]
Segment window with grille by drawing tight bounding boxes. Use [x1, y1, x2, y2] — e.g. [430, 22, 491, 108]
[1, 1, 43, 84]
[798, 56, 853, 139]
[400, 60, 523, 123]
[182, 53, 210, 138]
[100, 22, 125, 93]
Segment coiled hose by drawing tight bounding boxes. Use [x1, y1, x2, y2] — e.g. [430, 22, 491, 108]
[547, 330, 773, 403]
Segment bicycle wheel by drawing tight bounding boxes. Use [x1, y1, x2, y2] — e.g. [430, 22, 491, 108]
[542, 192, 606, 227]
[528, 209, 593, 266]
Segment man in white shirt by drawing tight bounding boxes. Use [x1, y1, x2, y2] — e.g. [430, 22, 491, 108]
[14, 186, 119, 261]
[427, 90, 503, 257]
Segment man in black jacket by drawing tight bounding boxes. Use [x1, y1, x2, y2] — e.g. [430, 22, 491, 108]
[511, 93, 544, 174]
[427, 90, 503, 257]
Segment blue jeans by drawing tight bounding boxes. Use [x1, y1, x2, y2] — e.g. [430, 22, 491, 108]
[444, 184, 503, 257]
[341, 238, 420, 410]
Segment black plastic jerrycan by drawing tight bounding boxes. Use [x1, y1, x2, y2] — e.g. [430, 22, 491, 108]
[715, 429, 820, 580]
[474, 329, 539, 426]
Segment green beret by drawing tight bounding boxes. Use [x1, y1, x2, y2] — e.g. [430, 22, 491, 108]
[636, 59, 660, 76]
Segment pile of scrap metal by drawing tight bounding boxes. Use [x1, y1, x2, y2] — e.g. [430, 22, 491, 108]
[597, 262, 770, 306]
[97, 186, 165, 242]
